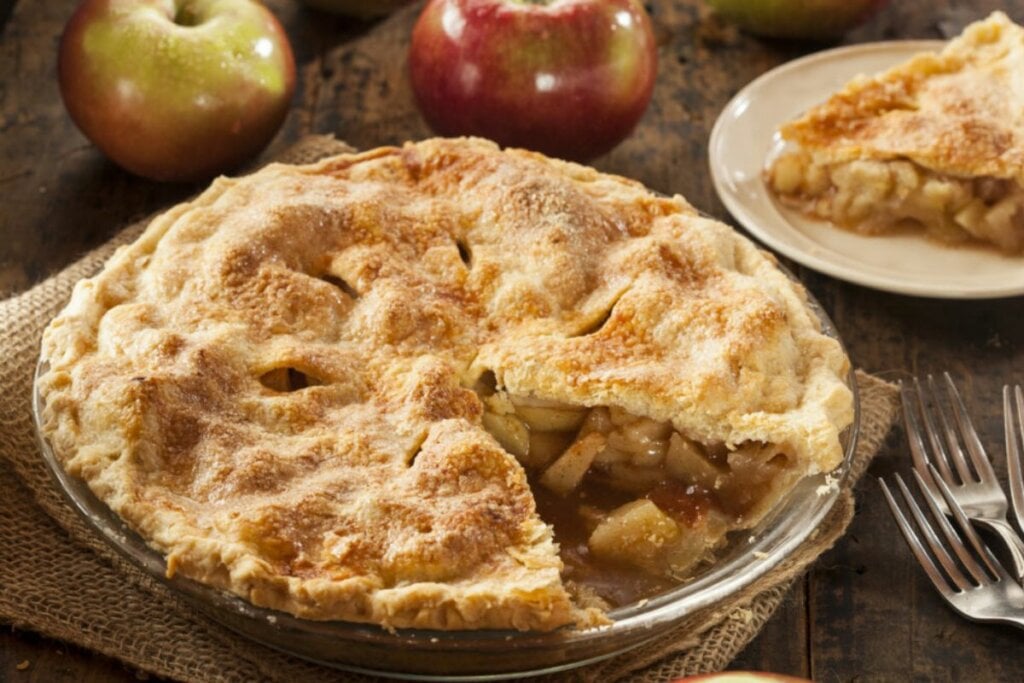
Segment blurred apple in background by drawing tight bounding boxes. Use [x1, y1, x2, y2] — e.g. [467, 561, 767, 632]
[59, 0, 296, 182]
[408, 0, 657, 162]
[296, 0, 413, 19]
[705, 0, 887, 40]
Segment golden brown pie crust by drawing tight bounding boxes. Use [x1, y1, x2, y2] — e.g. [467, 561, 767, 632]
[768, 12, 1024, 253]
[779, 12, 1024, 182]
[37, 138, 853, 631]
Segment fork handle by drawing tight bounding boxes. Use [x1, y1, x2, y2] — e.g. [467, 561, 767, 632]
[976, 518, 1024, 585]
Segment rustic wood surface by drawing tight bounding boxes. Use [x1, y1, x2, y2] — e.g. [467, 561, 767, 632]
[2, 0, 1023, 680]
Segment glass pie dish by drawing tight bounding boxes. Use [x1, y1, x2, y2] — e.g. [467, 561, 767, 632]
[33, 292, 859, 681]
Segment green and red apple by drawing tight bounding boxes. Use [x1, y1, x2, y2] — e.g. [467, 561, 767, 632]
[706, 0, 888, 40]
[408, 0, 657, 162]
[59, 0, 296, 182]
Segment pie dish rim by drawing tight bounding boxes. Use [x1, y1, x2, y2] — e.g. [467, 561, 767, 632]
[31, 271, 860, 679]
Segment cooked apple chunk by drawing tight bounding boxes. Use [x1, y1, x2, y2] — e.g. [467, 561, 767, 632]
[768, 149, 1024, 253]
[474, 387, 804, 588]
[665, 433, 727, 490]
[481, 411, 529, 459]
[540, 433, 605, 496]
[511, 395, 588, 432]
[588, 500, 678, 566]
[588, 499, 710, 577]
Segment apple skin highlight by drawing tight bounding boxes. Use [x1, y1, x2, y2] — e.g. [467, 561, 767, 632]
[409, 0, 657, 162]
[58, 0, 296, 182]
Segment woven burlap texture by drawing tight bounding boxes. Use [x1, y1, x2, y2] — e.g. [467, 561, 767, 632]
[0, 136, 900, 683]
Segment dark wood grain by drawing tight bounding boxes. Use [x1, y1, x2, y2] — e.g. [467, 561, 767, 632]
[0, 627, 145, 683]
[2, 0, 1024, 680]
[730, 583, 810, 677]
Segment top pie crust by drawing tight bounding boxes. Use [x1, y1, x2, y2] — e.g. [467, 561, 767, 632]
[37, 137, 853, 631]
[766, 13, 1024, 253]
[778, 12, 1024, 183]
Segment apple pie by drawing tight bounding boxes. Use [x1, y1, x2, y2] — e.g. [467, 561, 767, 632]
[767, 12, 1024, 254]
[37, 137, 853, 631]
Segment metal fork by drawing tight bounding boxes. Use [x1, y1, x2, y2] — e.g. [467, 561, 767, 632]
[1005, 384, 1024, 536]
[880, 467, 1024, 629]
[901, 374, 1024, 584]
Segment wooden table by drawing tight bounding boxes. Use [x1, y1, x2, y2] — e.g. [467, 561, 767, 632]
[2, 0, 1022, 680]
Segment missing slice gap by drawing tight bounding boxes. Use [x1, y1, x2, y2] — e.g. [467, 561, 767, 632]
[471, 383, 801, 606]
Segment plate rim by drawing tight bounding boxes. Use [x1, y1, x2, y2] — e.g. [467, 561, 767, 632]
[709, 39, 1024, 300]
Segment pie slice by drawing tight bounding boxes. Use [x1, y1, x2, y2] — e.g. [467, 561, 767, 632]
[37, 137, 853, 631]
[766, 12, 1024, 254]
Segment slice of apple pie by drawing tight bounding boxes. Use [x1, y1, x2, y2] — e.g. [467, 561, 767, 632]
[767, 12, 1024, 254]
[37, 137, 853, 631]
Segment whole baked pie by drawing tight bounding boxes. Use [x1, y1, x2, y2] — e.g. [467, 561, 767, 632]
[38, 137, 853, 631]
[767, 12, 1024, 254]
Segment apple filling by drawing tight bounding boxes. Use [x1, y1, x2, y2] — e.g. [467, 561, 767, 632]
[768, 148, 1024, 253]
[478, 387, 801, 607]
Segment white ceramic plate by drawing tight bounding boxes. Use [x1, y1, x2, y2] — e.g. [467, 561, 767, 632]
[709, 41, 1024, 300]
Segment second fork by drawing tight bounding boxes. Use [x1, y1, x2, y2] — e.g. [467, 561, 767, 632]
[902, 373, 1024, 584]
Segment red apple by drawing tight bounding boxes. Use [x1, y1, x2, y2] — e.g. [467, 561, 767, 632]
[408, 0, 657, 162]
[59, 0, 296, 182]
[705, 0, 888, 40]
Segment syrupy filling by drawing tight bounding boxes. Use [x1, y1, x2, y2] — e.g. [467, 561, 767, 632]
[475, 380, 801, 609]
[767, 148, 1024, 254]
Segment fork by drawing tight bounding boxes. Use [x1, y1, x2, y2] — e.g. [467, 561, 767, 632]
[901, 374, 1024, 584]
[880, 466, 1024, 629]
[1005, 384, 1024, 536]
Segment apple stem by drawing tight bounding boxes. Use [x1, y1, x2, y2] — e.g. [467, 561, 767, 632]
[174, 5, 203, 27]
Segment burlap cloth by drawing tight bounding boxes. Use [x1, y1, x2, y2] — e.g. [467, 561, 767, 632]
[0, 136, 900, 682]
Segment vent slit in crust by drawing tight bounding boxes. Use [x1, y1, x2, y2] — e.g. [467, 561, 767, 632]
[321, 273, 359, 299]
[456, 238, 472, 267]
[569, 292, 624, 338]
[406, 432, 429, 468]
[258, 366, 325, 392]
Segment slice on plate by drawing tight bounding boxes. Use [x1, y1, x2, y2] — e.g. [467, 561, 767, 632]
[766, 12, 1024, 254]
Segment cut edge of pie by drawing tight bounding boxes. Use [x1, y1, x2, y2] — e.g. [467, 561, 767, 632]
[766, 11, 1024, 254]
[37, 137, 854, 631]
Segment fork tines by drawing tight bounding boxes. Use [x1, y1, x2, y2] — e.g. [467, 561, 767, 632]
[885, 380, 1024, 628]
[1006, 385, 1024, 535]
[880, 467, 1008, 605]
[902, 373, 997, 493]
